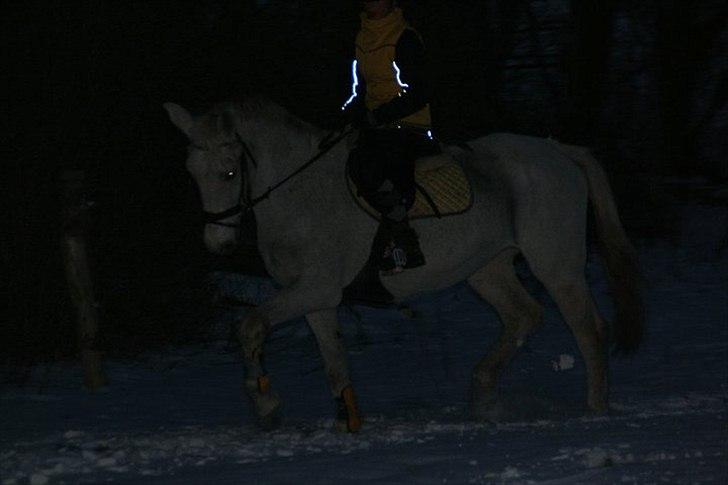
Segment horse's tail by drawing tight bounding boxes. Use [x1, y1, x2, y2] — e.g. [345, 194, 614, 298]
[557, 142, 645, 353]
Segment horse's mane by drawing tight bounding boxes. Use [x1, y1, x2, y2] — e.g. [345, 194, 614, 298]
[209, 96, 312, 137]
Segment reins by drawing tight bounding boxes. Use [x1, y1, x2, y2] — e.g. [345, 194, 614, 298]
[243, 127, 353, 211]
[203, 126, 353, 227]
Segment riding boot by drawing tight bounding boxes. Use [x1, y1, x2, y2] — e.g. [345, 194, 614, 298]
[372, 220, 396, 271]
[390, 217, 426, 269]
[379, 215, 426, 273]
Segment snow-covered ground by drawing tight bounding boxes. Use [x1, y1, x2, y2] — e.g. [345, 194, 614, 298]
[2, 187, 727, 484]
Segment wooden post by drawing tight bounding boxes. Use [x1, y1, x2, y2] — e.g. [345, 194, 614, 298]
[60, 170, 107, 390]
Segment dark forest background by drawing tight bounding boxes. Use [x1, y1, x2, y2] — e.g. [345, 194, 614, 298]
[2, 0, 726, 371]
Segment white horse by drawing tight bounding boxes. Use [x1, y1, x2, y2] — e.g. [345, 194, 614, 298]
[164, 97, 643, 431]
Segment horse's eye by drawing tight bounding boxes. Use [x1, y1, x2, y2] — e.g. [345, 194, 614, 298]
[223, 170, 236, 181]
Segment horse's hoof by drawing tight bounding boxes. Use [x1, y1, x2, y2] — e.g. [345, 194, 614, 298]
[471, 399, 505, 423]
[246, 376, 283, 430]
[586, 404, 610, 417]
[333, 413, 363, 433]
[470, 389, 502, 423]
[82, 350, 108, 391]
[258, 400, 283, 430]
[334, 417, 349, 433]
[334, 386, 362, 433]
[254, 391, 283, 430]
[587, 395, 609, 416]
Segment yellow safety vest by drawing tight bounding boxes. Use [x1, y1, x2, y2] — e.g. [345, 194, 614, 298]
[355, 8, 431, 129]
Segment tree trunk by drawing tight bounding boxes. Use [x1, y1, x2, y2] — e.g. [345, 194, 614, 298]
[60, 170, 107, 390]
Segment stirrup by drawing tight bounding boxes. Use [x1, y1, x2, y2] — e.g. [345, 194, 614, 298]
[392, 247, 407, 267]
[378, 241, 404, 274]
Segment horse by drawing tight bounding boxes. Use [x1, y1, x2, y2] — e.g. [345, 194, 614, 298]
[163, 97, 644, 432]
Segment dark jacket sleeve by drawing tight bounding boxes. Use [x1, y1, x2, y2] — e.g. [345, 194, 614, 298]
[371, 29, 431, 125]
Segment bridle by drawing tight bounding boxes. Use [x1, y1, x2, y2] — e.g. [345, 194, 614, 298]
[200, 136, 255, 229]
[202, 127, 353, 229]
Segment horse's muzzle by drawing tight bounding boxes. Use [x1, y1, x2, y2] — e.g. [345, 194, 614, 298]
[214, 240, 238, 256]
[204, 225, 239, 255]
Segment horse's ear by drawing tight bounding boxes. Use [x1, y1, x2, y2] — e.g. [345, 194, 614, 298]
[163, 103, 193, 137]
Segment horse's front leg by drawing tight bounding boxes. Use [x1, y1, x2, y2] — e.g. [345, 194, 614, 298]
[238, 282, 342, 429]
[239, 309, 282, 429]
[305, 309, 361, 432]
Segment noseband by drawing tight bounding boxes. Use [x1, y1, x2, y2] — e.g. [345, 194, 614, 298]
[202, 134, 256, 229]
[202, 203, 245, 228]
[202, 127, 353, 229]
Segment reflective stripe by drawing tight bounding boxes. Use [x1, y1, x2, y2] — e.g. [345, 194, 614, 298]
[392, 61, 409, 90]
[341, 60, 359, 110]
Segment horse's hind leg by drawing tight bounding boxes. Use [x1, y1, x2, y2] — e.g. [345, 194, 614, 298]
[305, 309, 361, 432]
[467, 249, 543, 420]
[539, 277, 608, 413]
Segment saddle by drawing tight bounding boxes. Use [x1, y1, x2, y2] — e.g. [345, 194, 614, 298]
[347, 153, 473, 220]
[342, 151, 473, 307]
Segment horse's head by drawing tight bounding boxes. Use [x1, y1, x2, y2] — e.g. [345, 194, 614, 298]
[164, 102, 246, 255]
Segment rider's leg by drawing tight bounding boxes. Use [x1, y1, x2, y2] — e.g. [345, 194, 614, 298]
[381, 130, 431, 271]
[348, 128, 427, 271]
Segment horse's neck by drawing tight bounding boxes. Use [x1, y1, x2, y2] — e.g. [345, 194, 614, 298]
[245, 123, 350, 217]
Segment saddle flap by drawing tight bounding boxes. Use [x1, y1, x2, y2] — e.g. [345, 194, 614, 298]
[348, 153, 473, 220]
[415, 153, 453, 173]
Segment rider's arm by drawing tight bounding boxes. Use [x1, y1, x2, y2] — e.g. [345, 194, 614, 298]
[371, 29, 430, 125]
[341, 59, 367, 126]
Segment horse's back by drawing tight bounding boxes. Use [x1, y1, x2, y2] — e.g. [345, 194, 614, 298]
[463, 132, 586, 198]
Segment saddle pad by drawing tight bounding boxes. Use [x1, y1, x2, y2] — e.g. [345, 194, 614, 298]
[348, 159, 473, 220]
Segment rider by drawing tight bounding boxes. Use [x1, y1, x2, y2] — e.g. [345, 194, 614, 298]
[342, 0, 439, 273]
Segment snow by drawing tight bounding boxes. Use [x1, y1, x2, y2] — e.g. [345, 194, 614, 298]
[1, 186, 727, 484]
[551, 354, 575, 372]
